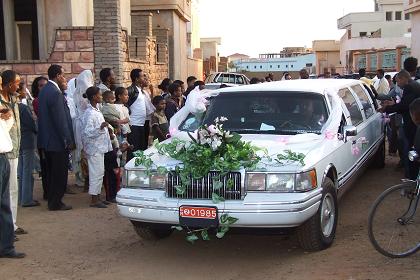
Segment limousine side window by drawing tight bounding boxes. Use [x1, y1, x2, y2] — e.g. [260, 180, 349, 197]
[338, 88, 364, 126]
[351, 85, 375, 118]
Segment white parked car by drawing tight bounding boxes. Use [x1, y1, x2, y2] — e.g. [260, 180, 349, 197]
[204, 72, 250, 89]
[117, 79, 385, 250]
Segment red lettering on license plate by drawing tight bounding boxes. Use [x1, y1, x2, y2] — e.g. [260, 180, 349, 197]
[179, 206, 217, 219]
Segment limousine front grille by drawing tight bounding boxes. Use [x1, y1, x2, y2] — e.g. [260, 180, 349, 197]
[166, 171, 242, 200]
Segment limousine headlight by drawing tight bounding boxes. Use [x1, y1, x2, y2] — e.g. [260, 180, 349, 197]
[246, 169, 317, 192]
[125, 170, 166, 190]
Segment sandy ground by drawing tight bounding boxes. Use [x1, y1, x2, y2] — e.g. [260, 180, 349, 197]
[1, 155, 419, 280]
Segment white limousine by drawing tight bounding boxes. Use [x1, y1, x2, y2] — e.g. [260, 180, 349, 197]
[117, 79, 385, 251]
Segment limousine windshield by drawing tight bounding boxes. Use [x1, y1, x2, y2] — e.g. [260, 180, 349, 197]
[181, 91, 329, 135]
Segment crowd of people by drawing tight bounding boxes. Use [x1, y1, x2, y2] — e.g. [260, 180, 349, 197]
[1, 57, 420, 259]
[0, 64, 203, 258]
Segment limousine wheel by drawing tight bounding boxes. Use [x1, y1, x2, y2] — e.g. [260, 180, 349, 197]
[297, 178, 338, 251]
[131, 221, 173, 240]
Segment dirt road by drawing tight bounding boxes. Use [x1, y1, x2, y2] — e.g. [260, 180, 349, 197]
[1, 156, 419, 280]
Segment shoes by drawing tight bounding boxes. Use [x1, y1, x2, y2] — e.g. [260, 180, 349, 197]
[90, 202, 107, 208]
[107, 198, 117, 203]
[15, 228, 28, 235]
[22, 201, 41, 207]
[101, 200, 111, 205]
[0, 251, 26, 259]
[49, 204, 72, 211]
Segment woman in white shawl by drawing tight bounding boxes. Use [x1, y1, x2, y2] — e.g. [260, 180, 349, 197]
[72, 70, 94, 187]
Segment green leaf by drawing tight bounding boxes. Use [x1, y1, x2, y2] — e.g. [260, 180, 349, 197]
[220, 214, 229, 224]
[226, 178, 234, 189]
[171, 225, 183, 231]
[201, 229, 210, 241]
[226, 216, 239, 225]
[186, 234, 199, 244]
[213, 180, 223, 190]
[220, 225, 230, 233]
[157, 166, 168, 175]
[212, 192, 225, 204]
[175, 185, 186, 195]
[216, 231, 226, 239]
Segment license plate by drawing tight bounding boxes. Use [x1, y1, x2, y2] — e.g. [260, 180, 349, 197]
[179, 206, 218, 228]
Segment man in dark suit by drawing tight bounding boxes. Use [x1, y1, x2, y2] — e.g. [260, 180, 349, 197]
[381, 69, 420, 179]
[126, 69, 149, 160]
[37, 64, 75, 211]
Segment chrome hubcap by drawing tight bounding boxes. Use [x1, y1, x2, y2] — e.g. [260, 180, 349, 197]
[320, 193, 335, 237]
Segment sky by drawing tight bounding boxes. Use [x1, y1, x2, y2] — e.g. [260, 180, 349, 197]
[199, 0, 374, 57]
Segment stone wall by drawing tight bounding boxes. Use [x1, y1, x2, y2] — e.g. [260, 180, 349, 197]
[0, 27, 94, 86]
[93, 0, 124, 85]
[122, 29, 168, 93]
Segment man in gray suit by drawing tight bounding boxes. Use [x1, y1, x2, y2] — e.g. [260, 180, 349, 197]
[37, 65, 75, 211]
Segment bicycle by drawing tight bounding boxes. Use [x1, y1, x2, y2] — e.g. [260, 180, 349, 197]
[368, 150, 420, 258]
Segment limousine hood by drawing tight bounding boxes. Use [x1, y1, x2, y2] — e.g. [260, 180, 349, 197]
[125, 132, 334, 172]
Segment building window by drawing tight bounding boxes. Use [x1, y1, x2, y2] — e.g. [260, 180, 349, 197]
[254, 66, 256, 69]
[286, 65, 288, 68]
[395, 11, 402, 20]
[270, 65, 272, 68]
[260, 65, 262, 69]
[306, 63, 312, 67]
[277, 65, 280, 68]
[291, 65, 293, 68]
[386, 11, 392, 21]
[405, 13, 410, 20]
[359, 32, 367, 37]
[246, 66, 249, 69]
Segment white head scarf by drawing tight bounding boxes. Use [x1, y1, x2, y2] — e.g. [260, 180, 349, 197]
[74, 70, 94, 117]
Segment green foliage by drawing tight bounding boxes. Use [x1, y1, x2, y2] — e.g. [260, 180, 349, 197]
[275, 150, 306, 166]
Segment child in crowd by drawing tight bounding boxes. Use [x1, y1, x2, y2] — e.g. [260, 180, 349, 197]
[165, 82, 184, 120]
[151, 96, 170, 142]
[114, 87, 131, 144]
[103, 126, 120, 203]
[101, 90, 129, 130]
[82, 86, 113, 208]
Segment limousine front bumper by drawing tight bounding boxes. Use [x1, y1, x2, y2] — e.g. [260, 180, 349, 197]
[116, 188, 322, 228]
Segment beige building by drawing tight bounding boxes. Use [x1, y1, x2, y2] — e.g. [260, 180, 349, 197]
[131, 0, 203, 82]
[200, 37, 221, 75]
[0, 0, 169, 88]
[312, 40, 342, 75]
[337, 0, 411, 73]
[405, 0, 420, 59]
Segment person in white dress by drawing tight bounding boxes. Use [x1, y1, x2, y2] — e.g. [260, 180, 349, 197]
[73, 70, 94, 187]
[81, 86, 112, 208]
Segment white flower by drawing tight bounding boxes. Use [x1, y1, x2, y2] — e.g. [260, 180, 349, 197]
[208, 125, 217, 135]
[219, 116, 228, 122]
[211, 138, 222, 151]
[214, 117, 220, 123]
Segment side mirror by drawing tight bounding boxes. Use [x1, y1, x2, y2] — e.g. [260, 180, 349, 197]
[343, 125, 357, 142]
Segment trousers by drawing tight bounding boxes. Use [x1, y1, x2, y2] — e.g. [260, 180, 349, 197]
[0, 154, 14, 255]
[45, 151, 69, 210]
[18, 149, 35, 206]
[87, 153, 104, 195]
[8, 158, 18, 230]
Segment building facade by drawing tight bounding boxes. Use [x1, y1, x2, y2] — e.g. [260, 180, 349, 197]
[130, 0, 203, 82]
[200, 37, 221, 75]
[234, 53, 315, 75]
[337, 0, 411, 73]
[405, 0, 420, 60]
[1, 0, 210, 88]
[312, 40, 342, 75]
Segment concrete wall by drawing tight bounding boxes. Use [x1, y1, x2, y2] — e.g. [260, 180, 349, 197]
[120, 0, 132, 34]
[44, 0, 73, 53]
[71, 0, 94, 26]
[131, 0, 192, 21]
[410, 11, 420, 59]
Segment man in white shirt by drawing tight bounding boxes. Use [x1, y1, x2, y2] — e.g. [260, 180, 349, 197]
[374, 69, 390, 95]
[126, 69, 153, 160]
[0, 107, 25, 258]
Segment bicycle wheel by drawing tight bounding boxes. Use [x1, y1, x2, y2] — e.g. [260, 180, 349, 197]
[368, 182, 420, 258]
